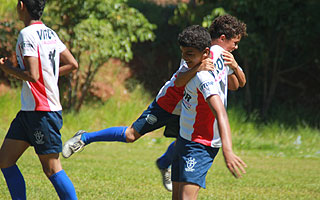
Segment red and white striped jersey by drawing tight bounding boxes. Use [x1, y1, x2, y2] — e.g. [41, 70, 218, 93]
[179, 45, 231, 147]
[16, 22, 66, 111]
[156, 60, 189, 115]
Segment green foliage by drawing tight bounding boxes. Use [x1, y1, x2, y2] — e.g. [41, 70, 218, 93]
[165, 0, 320, 126]
[0, 0, 16, 17]
[44, 0, 156, 111]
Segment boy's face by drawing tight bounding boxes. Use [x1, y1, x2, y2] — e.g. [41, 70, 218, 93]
[180, 46, 209, 68]
[217, 34, 242, 52]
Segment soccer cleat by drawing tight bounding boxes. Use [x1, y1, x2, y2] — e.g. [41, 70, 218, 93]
[62, 130, 86, 158]
[156, 159, 172, 192]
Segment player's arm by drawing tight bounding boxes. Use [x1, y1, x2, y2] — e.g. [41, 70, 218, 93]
[59, 48, 78, 76]
[223, 50, 246, 88]
[175, 58, 215, 87]
[206, 94, 247, 178]
[0, 56, 39, 82]
[228, 74, 239, 91]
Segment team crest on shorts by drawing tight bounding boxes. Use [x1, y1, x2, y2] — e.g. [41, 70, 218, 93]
[146, 114, 157, 125]
[34, 130, 45, 144]
[185, 157, 197, 172]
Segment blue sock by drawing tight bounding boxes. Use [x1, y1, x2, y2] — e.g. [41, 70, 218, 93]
[49, 170, 77, 200]
[81, 126, 127, 145]
[157, 141, 176, 169]
[1, 164, 26, 200]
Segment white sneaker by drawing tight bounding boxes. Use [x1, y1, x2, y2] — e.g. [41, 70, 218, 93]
[156, 160, 172, 192]
[62, 130, 86, 158]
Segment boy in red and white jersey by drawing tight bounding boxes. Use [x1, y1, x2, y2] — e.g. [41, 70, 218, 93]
[172, 16, 248, 200]
[0, 0, 78, 199]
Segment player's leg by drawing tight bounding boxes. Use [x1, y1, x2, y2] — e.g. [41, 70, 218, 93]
[173, 137, 219, 199]
[156, 116, 180, 191]
[172, 181, 180, 200]
[0, 139, 29, 200]
[63, 100, 173, 158]
[179, 182, 200, 200]
[33, 111, 78, 199]
[38, 153, 77, 200]
[156, 140, 175, 192]
[0, 112, 31, 200]
[62, 126, 136, 158]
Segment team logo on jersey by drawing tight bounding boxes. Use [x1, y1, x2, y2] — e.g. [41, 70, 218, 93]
[185, 157, 197, 172]
[146, 114, 157, 125]
[199, 81, 214, 93]
[34, 130, 45, 144]
[20, 42, 34, 51]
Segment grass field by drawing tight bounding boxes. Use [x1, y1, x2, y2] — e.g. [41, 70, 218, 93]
[0, 89, 319, 199]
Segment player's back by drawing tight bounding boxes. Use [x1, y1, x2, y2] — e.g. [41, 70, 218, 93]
[16, 22, 66, 111]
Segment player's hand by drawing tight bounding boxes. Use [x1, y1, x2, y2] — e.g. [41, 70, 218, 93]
[197, 58, 215, 72]
[223, 150, 247, 178]
[222, 50, 238, 70]
[0, 57, 10, 69]
[0, 57, 8, 66]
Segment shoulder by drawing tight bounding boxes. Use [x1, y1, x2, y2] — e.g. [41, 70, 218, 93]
[210, 45, 224, 62]
[189, 71, 215, 88]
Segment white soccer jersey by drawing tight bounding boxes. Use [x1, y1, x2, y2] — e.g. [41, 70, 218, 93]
[16, 22, 66, 111]
[180, 45, 231, 147]
[156, 60, 189, 115]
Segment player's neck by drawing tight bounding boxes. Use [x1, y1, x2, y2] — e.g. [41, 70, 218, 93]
[22, 16, 41, 27]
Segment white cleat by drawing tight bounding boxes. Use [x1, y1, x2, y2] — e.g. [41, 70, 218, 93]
[156, 160, 172, 192]
[62, 130, 86, 158]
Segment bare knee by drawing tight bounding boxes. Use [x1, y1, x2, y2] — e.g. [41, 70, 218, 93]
[42, 166, 56, 178]
[125, 127, 141, 143]
[38, 154, 62, 178]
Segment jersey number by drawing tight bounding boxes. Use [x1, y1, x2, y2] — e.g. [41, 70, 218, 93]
[48, 50, 56, 75]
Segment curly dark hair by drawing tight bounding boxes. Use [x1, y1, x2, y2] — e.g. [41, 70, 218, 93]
[178, 25, 211, 51]
[20, 0, 46, 20]
[209, 14, 247, 40]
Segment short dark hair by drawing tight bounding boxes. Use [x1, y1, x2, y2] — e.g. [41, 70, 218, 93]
[209, 14, 247, 40]
[178, 25, 211, 51]
[20, 0, 46, 20]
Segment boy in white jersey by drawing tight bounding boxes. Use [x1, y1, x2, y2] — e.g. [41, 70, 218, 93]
[172, 17, 247, 200]
[156, 15, 247, 192]
[0, 0, 78, 199]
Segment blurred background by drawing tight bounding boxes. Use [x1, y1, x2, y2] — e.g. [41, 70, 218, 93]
[1, 0, 320, 128]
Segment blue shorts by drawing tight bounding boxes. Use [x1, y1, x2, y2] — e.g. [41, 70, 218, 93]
[132, 100, 180, 137]
[171, 136, 219, 189]
[5, 111, 63, 155]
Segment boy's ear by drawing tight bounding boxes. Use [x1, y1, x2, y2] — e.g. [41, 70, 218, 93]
[220, 34, 226, 42]
[203, 47, 210, 58]
[18, 0, 24, 11]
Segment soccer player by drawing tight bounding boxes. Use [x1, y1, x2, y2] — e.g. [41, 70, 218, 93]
[156, 14, 247, 192]
[0, 0, 78, 199]
[171, 16, 247, 200]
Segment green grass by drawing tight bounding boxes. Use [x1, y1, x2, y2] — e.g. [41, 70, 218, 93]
[0, 88, 319, 199]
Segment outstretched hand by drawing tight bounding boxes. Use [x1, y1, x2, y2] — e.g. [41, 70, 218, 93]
[222, 50, 238, 70]
[223, 150, 247, 178]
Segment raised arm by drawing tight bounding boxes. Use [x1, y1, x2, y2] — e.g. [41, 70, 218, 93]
[59, 48, 78, 76]
[0, 56, 39, 82]
[223, 50, 246, 88]
[206, 94, 247, 178]
[175, 58, 214, 87]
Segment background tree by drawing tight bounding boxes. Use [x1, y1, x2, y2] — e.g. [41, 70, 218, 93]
[156, 0, 320, 125]
[45, 0, 156, 111]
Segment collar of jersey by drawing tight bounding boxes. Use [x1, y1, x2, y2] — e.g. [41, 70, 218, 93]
[30, 21, 43, 26]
